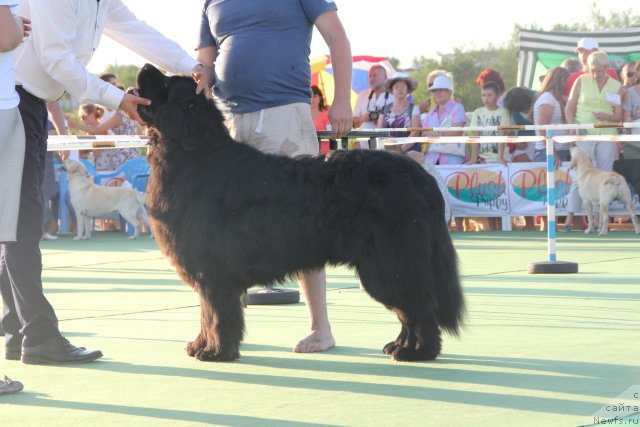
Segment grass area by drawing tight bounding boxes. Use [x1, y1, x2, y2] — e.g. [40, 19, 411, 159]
[1, 231, 639, 426]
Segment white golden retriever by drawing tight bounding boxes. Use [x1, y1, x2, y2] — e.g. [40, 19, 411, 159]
[569, 146, 640, 236]
[63, 159, 151, 240]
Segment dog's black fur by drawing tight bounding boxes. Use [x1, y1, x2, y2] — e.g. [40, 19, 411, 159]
[614, 158, 640, 197]
[136, 64, 464, 362]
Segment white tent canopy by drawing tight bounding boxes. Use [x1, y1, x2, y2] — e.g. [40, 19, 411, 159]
[518, 27, 640, 89]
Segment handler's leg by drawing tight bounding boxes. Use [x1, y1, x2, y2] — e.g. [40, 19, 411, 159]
[227, 104, 335, 353]
[294, 269, 335, 353]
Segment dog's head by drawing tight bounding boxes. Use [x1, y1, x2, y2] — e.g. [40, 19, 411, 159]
[62, 158, 89, 177]
[568, 146, 592, 171]
[136, 64, 228, 151]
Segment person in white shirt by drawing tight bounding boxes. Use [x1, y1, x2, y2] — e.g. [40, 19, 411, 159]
[0, 0, 28, 395]
[1, 0, 210, 366]
[353, 65, 394, 130]
[0, 2, 27, 245]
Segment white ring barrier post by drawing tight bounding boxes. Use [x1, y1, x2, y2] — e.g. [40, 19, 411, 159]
[527, 130, 578, 274]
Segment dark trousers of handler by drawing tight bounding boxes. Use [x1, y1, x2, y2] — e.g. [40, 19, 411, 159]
[1, 86, 59, 349]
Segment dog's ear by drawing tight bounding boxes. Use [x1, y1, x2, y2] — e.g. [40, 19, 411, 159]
[155, 75, 227, 151]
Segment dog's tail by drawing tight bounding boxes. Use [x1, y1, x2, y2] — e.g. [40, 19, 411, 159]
[429, 187, 465, 335]
[432, 215, 465, 335]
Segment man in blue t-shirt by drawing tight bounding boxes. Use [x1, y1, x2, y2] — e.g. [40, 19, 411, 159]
[197, 0, 352, 354]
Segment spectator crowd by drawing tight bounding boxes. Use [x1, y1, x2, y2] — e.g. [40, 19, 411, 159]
[312, 36, 640, 231]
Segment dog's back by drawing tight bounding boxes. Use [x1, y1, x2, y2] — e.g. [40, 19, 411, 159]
[574, 155, 633, 205]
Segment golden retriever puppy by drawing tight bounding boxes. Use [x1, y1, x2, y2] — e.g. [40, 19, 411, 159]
[569, 146, 640, 236]
[63, 159, 151, 240]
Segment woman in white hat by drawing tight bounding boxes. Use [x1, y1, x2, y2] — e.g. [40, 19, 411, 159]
[421, 75, 467, 165]
[376, 73, 422, 162]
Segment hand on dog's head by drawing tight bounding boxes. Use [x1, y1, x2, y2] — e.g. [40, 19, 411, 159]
[136, 64, 226, 151]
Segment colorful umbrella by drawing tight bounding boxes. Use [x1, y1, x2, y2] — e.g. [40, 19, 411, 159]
[311, 55, 396, 108]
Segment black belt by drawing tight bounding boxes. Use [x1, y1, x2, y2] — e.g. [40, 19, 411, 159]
[15, 85, 47, 104]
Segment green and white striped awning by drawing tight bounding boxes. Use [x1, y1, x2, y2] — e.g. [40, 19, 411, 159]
[518, 28, 640, 89]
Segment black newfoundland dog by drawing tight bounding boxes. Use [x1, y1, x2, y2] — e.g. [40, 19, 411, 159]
[136, 64, 464, 362]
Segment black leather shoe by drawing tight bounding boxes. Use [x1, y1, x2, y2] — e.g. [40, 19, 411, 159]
[7, 339, 85, 361]
[5, 346, 20, 361]
[21, 337, 102, 365]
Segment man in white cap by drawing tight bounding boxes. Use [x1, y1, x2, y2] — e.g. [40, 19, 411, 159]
[564, 37, 619, 97]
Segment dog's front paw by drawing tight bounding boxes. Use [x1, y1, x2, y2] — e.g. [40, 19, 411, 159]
[390, 346, 422, 362]
[196, 348, 240, 362]
[390, 346, 439, 362]
[186, 338, 239, 361]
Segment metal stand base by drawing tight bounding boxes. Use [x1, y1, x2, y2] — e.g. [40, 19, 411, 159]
[527, 261, 579, 274]
[245, 285, 300, 305]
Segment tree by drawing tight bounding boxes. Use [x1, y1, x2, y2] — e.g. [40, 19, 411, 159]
[387, 56, 401, 70]
[102, 64, 140, 90]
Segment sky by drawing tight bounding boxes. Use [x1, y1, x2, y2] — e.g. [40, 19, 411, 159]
[88, 0, 640, 73]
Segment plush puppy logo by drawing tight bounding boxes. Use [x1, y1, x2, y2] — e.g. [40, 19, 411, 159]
[510, 166, 572, 202]
[446, 169, 507, 205]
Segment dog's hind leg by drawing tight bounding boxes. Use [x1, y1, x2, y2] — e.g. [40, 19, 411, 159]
[186, 280, 245, 362]
[358, 265, 442, 361]
[120, 211, 141, 239]
[388, 301, 442, 362]
[584, 202, 596, 234]
[620, 186, 640, 234]
[137, 206, 152, 237]
[631, 214, 640, 234]
[598, 201, 610, 236]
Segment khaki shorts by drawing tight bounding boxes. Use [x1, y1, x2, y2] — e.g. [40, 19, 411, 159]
[0, 107, 26, 243]
[225, 103, 319, 157]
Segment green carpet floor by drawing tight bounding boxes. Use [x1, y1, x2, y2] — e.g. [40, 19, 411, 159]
[1, 231, 639, 426]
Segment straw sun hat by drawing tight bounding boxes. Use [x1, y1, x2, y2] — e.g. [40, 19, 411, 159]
[384, 72, 418, 93]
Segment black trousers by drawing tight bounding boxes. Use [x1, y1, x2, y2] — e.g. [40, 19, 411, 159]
[0, 87, 60, 348]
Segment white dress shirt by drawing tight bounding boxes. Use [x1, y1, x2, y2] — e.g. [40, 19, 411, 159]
[0, 2, 19, 109]
[13, 0, 198, 109]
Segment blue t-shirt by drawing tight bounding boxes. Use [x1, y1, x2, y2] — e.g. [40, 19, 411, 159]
[198, 0, 337, 114]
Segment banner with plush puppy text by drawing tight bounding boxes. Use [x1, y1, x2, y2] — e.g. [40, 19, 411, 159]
[436, 164, 510, 217]
[507, 162, 572, 215]
[435, 162, 639, 217]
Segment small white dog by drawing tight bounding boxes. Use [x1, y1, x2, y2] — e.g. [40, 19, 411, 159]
[63, 159, 151, 240]
[569, 146, 640, 236]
